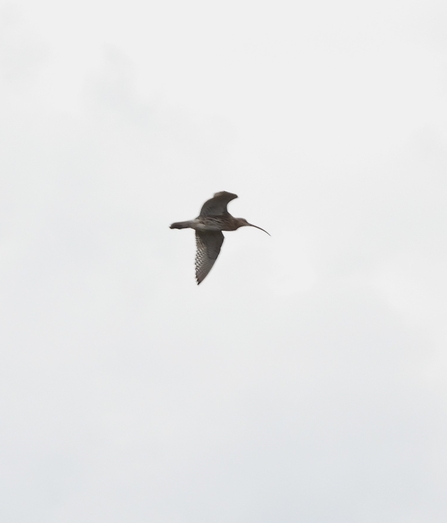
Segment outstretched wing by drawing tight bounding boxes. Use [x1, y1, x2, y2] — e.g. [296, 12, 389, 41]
[195, 231, 224, 284]
[199, 191, 238, 217]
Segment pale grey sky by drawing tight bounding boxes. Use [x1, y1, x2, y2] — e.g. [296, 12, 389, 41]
[1, 1, 447, 522]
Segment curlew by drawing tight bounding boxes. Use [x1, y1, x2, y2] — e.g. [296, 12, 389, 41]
[170, 191, 270, 284]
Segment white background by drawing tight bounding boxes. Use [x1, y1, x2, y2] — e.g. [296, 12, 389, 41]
[1, 1, 447, 521]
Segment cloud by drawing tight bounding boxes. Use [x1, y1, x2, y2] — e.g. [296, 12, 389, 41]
[1, 2, 447, 522]
[0, 6, 48, 85]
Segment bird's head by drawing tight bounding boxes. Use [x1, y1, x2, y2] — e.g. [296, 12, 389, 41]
[235, 218, 270, 235]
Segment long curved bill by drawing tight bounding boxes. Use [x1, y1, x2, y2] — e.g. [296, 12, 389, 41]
[248, 223, 271, 236]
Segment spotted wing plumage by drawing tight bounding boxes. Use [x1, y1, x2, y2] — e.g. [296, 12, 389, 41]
[199, 191, 238, 218]
[195, 231, 224, 284]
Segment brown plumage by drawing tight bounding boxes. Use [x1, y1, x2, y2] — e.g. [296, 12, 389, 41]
[170, 191, 270, 284]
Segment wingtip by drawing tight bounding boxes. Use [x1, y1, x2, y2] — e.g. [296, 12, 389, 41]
[213, 190, 238, 199]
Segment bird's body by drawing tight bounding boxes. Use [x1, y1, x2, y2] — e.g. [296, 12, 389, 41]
[170, 191, 269, 284]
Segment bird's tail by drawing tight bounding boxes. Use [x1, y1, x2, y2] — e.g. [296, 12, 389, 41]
[170, 220, 194, 230]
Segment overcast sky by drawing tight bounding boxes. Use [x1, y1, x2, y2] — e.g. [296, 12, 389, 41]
[1, 1, 447, 522]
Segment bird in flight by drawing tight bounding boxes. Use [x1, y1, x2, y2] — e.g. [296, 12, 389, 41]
[170, 191, 270, 284]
